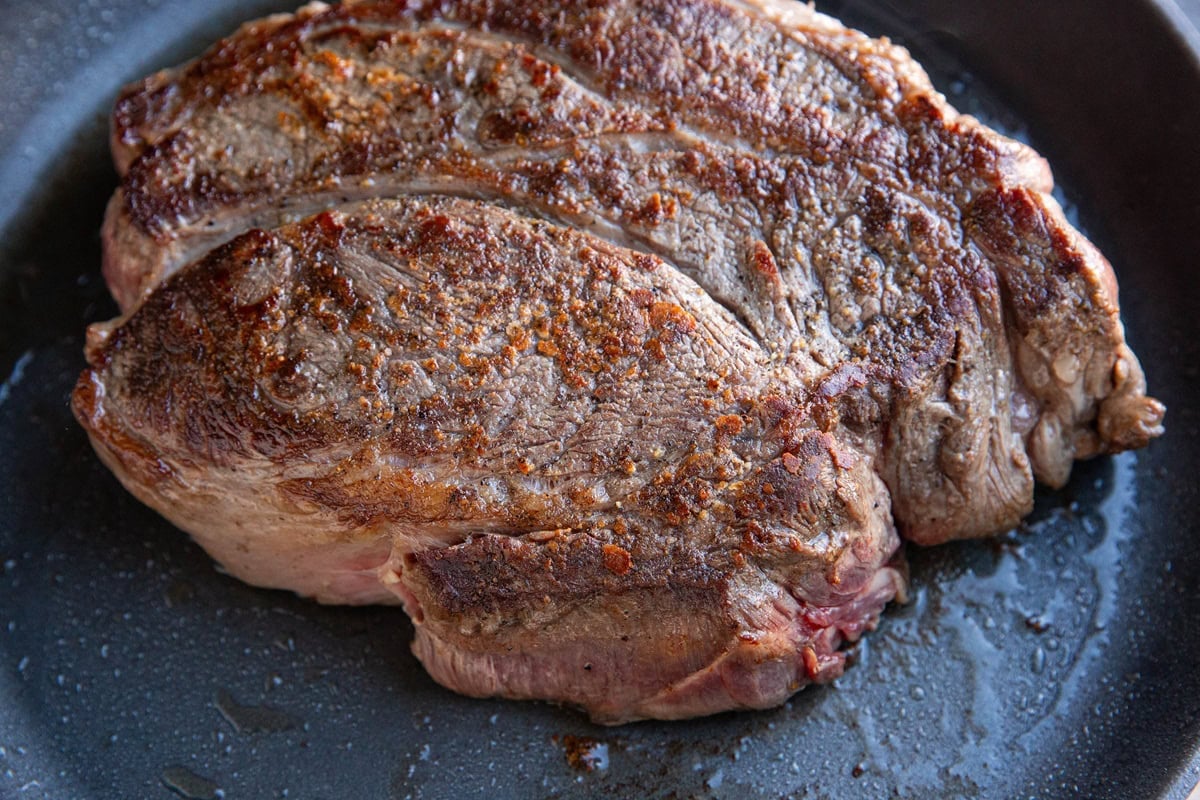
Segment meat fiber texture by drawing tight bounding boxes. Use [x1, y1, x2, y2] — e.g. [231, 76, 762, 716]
[73, 0, 1164, 723]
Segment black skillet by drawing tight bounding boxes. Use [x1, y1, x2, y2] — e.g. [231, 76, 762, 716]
[2, 1, 1199, 798]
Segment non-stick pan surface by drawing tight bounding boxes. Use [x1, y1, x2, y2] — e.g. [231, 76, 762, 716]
[2, 1, 1199, 798]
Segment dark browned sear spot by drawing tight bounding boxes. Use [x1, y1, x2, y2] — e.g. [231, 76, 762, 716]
[601, 543, 632, 576]
[557, 735, 610, 772]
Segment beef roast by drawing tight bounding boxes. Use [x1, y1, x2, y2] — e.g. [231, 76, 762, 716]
[73, 0, 1164, 722]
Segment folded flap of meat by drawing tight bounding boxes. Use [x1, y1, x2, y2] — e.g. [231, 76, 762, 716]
[75, 198, 901, 723]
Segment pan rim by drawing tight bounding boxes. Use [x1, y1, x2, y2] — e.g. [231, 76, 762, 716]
[1, 1, 1198, 797]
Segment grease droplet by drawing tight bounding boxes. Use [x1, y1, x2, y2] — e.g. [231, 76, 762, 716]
[1032, 647, 1046, 674]
[214, 688, 298, 734]
[161, 766, 220, 800]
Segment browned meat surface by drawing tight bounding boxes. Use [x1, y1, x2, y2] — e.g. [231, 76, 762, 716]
[74, 0, 1163, 722]
[78, 198, 904, 720]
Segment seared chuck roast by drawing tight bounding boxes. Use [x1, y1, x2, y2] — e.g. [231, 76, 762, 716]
[74, 0, 1163, 722]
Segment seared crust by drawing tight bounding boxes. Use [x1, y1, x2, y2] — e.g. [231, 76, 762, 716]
[76, 197, 901, 720]
[79, 0, 1163, 721]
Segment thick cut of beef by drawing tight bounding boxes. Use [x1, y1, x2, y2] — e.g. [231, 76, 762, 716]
[75, 0, 1163, 722]
[77, 198, 903, 721]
